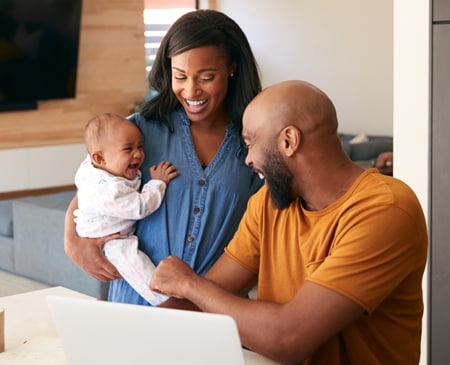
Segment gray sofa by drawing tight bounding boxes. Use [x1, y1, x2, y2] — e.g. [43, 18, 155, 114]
[0, 192, 109, 298]
[339, 133, 393, 163]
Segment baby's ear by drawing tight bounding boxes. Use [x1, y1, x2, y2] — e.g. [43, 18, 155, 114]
[91, 151, 104, 166]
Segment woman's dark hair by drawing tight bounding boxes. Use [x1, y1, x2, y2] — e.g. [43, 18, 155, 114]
[140, 9, 261, 130]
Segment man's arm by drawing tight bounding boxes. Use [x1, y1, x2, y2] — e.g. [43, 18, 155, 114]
[157, 253, 257, 310]
[151, 254, 364, 364]
[64, 195, 121, 281]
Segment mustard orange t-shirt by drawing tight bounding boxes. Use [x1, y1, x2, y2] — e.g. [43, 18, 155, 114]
[225, 168, 428, 365]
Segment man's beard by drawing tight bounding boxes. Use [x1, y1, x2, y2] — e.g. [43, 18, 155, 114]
[262, 149, 294, 210]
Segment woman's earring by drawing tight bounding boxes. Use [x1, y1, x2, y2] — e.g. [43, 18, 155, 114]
[230, 73, 234, 77]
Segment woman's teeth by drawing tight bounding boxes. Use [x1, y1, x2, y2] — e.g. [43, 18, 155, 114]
[186, 99, 206, 106]
[258, 172, 265, 180]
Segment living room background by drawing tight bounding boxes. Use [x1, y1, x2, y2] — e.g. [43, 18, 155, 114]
[0, 0, 393, 194]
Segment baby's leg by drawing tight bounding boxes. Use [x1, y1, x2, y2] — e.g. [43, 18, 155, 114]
[103, 237, 167, 305]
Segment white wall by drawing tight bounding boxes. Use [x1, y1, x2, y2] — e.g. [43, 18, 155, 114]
[215, 0, 393, 136]
[393, 1, 430, 364]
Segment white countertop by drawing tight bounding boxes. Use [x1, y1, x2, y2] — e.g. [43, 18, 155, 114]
[0, 287, 279, 364]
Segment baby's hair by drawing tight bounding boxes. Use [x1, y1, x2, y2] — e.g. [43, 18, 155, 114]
[84, 112, 125, 153]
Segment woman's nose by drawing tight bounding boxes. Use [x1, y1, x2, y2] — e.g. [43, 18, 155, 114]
[185, 79, 199, 97]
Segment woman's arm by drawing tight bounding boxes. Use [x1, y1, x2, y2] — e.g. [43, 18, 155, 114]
[64, 194, 121, 281]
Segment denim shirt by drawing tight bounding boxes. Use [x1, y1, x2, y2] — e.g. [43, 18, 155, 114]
[108, 109, 263, 305]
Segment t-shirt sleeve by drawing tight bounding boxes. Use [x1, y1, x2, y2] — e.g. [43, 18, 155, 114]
[224, 187, 267, 274]
[307, 203, 427, 314]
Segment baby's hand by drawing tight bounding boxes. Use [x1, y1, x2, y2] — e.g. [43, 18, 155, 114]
[150, 161, 179, 185]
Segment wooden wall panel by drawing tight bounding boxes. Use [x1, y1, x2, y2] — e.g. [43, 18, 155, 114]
[0, 0, 146, 150]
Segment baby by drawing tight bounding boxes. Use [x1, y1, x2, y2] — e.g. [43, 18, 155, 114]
[74, 112, 178, 304]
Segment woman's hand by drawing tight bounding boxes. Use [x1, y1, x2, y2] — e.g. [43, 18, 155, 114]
[64, 195, 121, 281]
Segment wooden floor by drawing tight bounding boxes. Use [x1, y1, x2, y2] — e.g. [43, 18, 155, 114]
[0, 270, 50, 297]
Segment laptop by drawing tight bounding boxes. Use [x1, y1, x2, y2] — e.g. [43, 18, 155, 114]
[47, 295, 246, 365]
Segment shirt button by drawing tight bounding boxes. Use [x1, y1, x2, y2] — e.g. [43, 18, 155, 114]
[199, 179, 206, 186]
[187, 236, 194, 243]
[194, 207, 200, 213]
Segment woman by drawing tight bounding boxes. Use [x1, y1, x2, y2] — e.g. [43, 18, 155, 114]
[64, 9, 263, 305]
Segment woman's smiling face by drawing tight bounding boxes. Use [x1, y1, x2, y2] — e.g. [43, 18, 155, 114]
[171, 45, 236, 125]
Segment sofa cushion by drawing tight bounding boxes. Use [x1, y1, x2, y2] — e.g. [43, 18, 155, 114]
[339, 133, 393, 162]
[12, 191, 109, 298]
[350, 138, 393, 161]
[0, 199, 13, 237]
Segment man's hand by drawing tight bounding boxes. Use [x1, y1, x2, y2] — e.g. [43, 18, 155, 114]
[151, 256, 199, 299]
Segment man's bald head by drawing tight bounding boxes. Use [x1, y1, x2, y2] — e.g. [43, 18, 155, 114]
[243, 80, 339, 143]
[243, 80, 360, 212]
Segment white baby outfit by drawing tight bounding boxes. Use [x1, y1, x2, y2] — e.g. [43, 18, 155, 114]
[74, 155, 167, 305]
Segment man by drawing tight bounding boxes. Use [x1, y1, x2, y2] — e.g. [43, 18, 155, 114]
[151, 80, 428, 364]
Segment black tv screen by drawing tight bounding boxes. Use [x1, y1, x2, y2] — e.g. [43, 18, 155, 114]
[0, 0, 83, 111]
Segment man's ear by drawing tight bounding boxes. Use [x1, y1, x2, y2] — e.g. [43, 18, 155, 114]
[280, 126, 301, 157]
[91, 151, 104, 166]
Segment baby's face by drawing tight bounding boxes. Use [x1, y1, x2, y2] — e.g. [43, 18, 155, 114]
[100, 122, 145, 180]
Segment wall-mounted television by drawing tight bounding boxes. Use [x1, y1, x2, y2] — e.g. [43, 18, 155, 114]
[0, 0, 83, 112]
